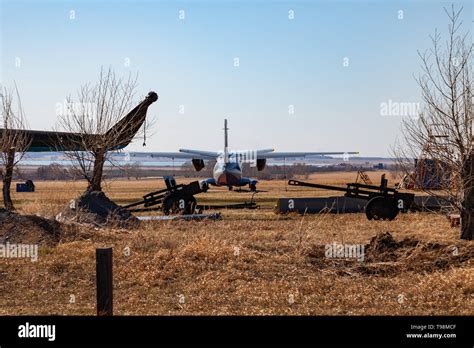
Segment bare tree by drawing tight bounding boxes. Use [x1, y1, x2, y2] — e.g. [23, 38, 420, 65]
[122, 161, 143, 180]
[0, 86, 30, 210]
[396, 6, 473, 240]
[56, 67, 157, 192]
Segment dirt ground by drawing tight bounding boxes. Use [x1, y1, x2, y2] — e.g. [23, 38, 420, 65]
[0, 172, 472, 315]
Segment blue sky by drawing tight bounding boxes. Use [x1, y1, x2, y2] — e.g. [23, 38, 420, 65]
[1, 0, 472, 156]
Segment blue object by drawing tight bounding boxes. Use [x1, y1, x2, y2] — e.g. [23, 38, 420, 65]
[16, 180, 35, 192]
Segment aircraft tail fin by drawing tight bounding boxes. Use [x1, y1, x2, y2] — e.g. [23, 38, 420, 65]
[223, 118, 229, 163]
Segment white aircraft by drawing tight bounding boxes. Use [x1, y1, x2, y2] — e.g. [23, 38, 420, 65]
[131, 119, 358, 191]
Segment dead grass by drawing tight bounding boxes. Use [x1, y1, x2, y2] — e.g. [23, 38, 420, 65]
[0, 214, 472, 315]
[0, 173, 472, 315]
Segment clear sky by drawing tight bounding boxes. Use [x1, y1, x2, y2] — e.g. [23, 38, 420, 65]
[0, 0, 472, 156]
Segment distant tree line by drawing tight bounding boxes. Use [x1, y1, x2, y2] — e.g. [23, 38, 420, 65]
[179, 161, 398, 180]
[15, 161, 399, 182]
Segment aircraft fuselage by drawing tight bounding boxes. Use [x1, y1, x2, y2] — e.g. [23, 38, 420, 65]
[204, 157, 256, 190]
[213, 161, 242, 186]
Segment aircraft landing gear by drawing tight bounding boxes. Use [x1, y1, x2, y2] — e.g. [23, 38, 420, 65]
[249, 183, 257, 192]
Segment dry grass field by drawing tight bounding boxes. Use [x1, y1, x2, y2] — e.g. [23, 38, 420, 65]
[0, 171, 472, 315]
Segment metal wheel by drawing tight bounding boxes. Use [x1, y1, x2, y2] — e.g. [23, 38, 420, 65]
[162, 195, 197, 215]
[365, 196, 399, 221]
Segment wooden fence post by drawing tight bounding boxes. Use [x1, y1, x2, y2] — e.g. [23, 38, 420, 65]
[96, 248, 113, 316]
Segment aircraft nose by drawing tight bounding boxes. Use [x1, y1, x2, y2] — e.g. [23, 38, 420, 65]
[217, 173, 227, 185]
[217, 171, 240, 186]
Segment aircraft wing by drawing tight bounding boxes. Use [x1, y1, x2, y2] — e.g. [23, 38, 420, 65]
[0, 91, 158, 153]
[255, 149, 275, 156]
[129, 149, 219, 160]
[129, 150, 359, 160]
[0, 128, 101, 152]
[178, 149, 219, 159]
[258, 151, 359, 159]
[129, 152, 197, 159]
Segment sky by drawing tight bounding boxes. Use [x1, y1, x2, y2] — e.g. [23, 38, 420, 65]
[0, 0, 472, 157]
